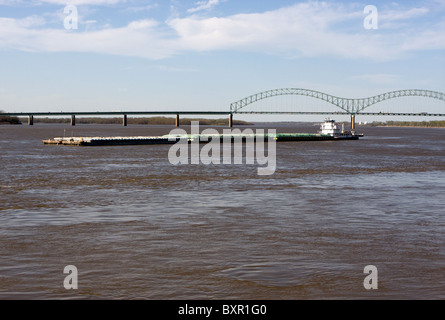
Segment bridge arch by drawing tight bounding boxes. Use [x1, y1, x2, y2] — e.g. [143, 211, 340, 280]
[230, 88, 445, 114]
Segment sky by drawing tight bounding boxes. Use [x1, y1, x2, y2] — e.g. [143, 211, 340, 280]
[0, 0, 444, 122]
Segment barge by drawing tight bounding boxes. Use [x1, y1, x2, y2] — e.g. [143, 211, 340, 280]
[42, 119, 362, 146]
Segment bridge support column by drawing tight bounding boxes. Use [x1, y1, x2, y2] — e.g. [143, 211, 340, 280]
[175, 114, 180, 127]
[28, 115, 34, 126]
[229, 113, 233, 128]
[123, 114, 127, 127]
[351, 114, 355, 130]
[71, 115, 76, 126]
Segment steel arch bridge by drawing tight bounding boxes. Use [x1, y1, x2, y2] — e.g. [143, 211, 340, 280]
[230, 88, 445, 114]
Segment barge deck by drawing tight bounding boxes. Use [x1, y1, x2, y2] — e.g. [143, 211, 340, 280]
[42, 132, 359, 146]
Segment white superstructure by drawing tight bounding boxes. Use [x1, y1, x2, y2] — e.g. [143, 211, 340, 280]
[320, 119, 341, 136]
[319, 118, 358, 139]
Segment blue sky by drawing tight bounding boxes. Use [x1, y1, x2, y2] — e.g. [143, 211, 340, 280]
[0, 0, 444, 121]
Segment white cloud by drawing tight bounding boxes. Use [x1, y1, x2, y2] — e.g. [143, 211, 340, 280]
[380, 7, 429, 21]
[126, 4, 158, 13]
[39, 0, 122, 5]
[169, 2, 445, 60]
[187, 0, 221, 13]
[0, 17, 176, 59]
[168, 3, 402, 60]
[0, 2, 444, 61]
[0, 0, 123, 5]
[379, 6, 430, 29]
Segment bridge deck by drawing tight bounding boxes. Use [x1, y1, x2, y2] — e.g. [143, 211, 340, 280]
[0, 111, 230, 117]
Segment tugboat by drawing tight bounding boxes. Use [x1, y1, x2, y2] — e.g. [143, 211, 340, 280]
[319, 118, 362, 140]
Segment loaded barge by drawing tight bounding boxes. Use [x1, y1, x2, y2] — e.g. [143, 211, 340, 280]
[42, 119, 362, 146]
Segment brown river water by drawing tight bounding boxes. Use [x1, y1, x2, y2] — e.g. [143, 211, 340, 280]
[0, 122, 444, 299]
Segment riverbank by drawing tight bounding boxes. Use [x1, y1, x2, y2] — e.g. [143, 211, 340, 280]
[364, 120, 445, 128]
[0, 116, 21, 125]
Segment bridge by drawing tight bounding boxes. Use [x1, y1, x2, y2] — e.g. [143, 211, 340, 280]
[230, 88, 445, 129]
[0, 111, 230, 127]
[1, 88, 444, 128]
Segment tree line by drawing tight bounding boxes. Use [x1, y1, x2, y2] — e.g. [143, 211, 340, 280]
[366, 121, 445, 128]
[12, 116, 252, 126]
[0, 111, 21, 124]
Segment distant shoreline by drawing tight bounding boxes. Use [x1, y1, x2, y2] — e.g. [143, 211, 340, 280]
[373, 125, 445, 129]
[362, 121, 445, 128]
[1, 116, 444, 128]
[0, 118, 21, 125]
[13, 116, 253, 126]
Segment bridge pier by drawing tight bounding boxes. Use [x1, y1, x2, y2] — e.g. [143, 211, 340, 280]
[229, 113, 233, 128]
[123, 114, 127, 127]
[71, 115, 76, 126]
[351, 114, 356, 130]
[28, 115, 33, 126]
[175, 114, 180, 127]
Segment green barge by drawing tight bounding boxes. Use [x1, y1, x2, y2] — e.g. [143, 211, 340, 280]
[42, 119, 362, 146]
